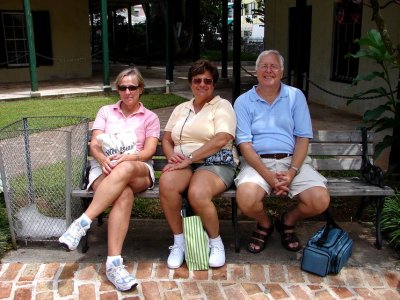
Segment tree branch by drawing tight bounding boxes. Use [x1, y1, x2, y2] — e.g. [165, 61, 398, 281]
[369, 0, 400, 65]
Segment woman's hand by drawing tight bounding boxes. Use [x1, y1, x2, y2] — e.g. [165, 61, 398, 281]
[162, 153, 191, 173]
[99, 154, 124, 175]
[167, 153, 187, 164]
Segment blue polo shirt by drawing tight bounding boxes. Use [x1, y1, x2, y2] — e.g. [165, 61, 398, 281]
[234, 83, 313, 154]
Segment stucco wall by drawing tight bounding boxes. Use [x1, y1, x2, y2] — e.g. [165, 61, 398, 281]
[266, 0, 400, 117]
[0, 0, 91, 83]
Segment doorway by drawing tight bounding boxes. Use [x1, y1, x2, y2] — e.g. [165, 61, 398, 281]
[288, 4, 312, 97]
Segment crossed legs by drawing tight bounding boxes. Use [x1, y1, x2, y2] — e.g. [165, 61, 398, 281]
[89, 161, 152, 255]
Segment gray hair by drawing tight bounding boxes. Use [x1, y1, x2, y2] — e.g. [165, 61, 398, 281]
[255, 50, 285, 71]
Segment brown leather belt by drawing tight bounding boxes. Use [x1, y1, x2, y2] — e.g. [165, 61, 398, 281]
[260, 153, 292, 159]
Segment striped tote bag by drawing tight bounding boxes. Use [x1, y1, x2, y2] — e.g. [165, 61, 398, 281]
[183, 215, 209, 270]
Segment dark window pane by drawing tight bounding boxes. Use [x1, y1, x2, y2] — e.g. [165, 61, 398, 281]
[331, 1, 362, 83]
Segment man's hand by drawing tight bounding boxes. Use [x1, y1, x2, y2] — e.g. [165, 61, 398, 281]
[273, 170, 297, 196]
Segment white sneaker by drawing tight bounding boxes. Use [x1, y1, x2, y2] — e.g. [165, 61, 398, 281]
[59, 219, 88, 251]
[209, 243, 225, 268]
[167, 245, 185, 269]
[106, 259, 138, 291]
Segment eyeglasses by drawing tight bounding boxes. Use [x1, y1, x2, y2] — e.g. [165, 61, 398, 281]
[258, 64, 281, 71]
[192, 78, 214, 85]
[117, 85, 140, 92]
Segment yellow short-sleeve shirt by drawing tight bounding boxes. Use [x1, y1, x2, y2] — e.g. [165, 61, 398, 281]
[164, 96, 238, 163]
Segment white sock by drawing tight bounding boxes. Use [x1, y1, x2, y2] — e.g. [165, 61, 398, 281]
[173, 233, 185, 247]
[77, 213, 92, 230]
[106, 255, 122, 269]
[210, 235, 223, 247]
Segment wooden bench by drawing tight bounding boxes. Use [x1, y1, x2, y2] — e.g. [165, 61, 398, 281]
[71, 127, 395, 253]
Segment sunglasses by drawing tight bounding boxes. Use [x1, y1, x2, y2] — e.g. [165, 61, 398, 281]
[117, 85, 140, 92]
[192, 78, 213, 85]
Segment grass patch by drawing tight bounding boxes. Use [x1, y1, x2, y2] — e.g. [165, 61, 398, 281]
[0, 93, 186, 128]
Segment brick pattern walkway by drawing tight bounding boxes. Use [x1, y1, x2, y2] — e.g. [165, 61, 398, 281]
[1, 262, 399, 299]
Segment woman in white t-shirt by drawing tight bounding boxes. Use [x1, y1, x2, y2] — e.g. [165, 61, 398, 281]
[160, 60, 238, 269]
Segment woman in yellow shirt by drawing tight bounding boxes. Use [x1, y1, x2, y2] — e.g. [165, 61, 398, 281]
[159, 60, 238, 269]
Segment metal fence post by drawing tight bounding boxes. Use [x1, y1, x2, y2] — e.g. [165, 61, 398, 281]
[65, 131, 72, 227]
[23, 118, 35, 204]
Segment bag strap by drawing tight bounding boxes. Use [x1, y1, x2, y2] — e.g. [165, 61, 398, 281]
[316, 209, 341, 246]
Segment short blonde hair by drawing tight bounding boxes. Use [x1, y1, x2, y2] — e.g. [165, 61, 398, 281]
[114, 67, 145, 88]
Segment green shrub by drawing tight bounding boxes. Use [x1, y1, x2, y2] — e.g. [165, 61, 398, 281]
[381, 192, 400, 254]
[0, 193, 12, 257]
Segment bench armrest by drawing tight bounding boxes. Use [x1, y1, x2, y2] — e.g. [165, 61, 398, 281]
[360, 127, 384, 188]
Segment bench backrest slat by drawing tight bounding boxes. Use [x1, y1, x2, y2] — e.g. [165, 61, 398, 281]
[311, 157, 362, 170]
[87, 130, 373, 173]
[311, 130, 373, 143]
[308, 143, 373, 156]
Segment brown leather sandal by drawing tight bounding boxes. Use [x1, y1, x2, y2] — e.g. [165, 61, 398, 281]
[275, 214, 301, 252]
[247, 223, 274, 254]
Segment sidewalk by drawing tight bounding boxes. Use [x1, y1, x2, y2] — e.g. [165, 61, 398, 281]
[1, 220, 400, 299]
[0, 64, 398, 299]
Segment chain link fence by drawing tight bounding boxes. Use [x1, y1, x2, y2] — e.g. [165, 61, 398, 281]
[0, 116, 88, 247]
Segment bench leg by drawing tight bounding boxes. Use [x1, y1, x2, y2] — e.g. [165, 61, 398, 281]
[80, 197, 91, 253]
[231, 197, 240, 253]
[374, 196, 385, 249]
[355, 196, 368, 221]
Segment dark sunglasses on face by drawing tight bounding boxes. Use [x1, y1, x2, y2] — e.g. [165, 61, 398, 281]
[117, 85, 140, 92]
[192, 78, 213, 85]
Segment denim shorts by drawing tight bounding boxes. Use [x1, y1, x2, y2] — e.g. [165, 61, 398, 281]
[192, 163, 236, 188]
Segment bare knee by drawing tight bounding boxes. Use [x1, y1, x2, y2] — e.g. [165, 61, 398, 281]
[236, 185, 264, 215]
[187, 185, 212, 211]
[300, 187, 330, 215]
[113, 187, 134, 210]
[159, 174, 180, 198]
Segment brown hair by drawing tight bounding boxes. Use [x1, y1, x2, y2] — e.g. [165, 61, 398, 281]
[187, 60, 219, 84]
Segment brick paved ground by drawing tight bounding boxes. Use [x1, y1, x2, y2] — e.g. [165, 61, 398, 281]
[1, 261, 399, 299]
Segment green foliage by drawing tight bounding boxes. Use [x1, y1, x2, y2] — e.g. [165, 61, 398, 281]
[381, 192, 400, 253]
[347, 29, 400, 159]
[0, 194, 12, 257]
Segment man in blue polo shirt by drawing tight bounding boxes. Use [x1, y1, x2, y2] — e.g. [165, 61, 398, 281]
[234, 49, 330, 254]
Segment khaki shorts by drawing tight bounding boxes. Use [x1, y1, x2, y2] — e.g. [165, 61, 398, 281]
[234, 156, 327, 198]
[87, 159, 156, 190]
